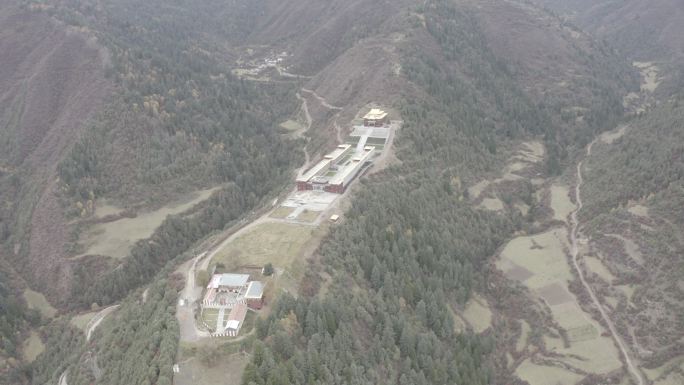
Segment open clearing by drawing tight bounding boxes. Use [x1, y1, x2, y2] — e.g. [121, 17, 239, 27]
[606, 234, 644, 265]
[498, 228, 622, 377]
[94, 199, 124, 218]
[462, 294, 492, 333]
[515, 359, 583, 385]
[175, 354, 249, 385]
[23, 289, 57, 318]
[211, 222, 323, 276]
[600, 125, 629, 144]
[77, 187, 219, 259]
[269, 206, 295, 219]
[584, 255, 615, 282]
[70, 311, 98, 331]
[550, 184, 575, 222]
[633, 61, 661, 93]
[628, 204, 649, 217]
[478, 197, 504, 211]
[297, 209, 321, 223]
[279, 119, 305, 132]
[22, 331, 45, 362]
[644, 357, 684, 384]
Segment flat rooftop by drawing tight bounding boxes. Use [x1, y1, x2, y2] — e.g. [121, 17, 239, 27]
[297, 159, 331, 182]
[329, 146, 375, 185]
[324, 144, 352, 161]
[208, 273, 250, 289]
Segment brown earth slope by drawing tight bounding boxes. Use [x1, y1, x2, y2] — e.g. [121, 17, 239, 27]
[537, 0, 684, 63]
[0, 4, 111, 306]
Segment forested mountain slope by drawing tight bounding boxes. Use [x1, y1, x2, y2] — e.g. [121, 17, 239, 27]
[0, 0, 675, 384]
[579, 101, 684, 382]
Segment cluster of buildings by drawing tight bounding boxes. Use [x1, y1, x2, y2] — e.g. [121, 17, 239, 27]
[201, 273, 264, 337]
[202, 273, 264, 309]
[296, 108, 389, 194]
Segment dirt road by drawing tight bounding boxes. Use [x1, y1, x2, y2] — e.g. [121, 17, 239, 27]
[570, 134, 644, 385]
[177, 252, 211, 342]
[301, 88, 343, 110]
[86, 305, 119, 341]
[58, 371, 68, 385]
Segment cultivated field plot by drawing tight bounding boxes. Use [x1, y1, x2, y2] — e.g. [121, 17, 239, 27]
[498, 228, 622, 378]
[77, 187, 218, 259]
[516, 359, 583, 385]
[550, 184, 575, 222]
[23, 289, 56, 318]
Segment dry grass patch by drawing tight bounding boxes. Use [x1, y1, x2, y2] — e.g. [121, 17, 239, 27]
[70, 311, 98, 331]
[269, 206, 295, 219]
[550, 184, 575, 222]
[22, 331, 45, 362]
[212, 222, 322, 277]
[515, 359, 583, 385]
[584, 255, 615, 282]
[628, 204, 649, 217]
[478, 197, 504, 211]
[23, 289, 56, 318]
[279, 119, 305, 132]
[468, 180, 490, 200]
[297, 209, 321, 223]
[77, 187, 218, 259]
[462, 294, 492, 333]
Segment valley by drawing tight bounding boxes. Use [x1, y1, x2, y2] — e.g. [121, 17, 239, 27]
[1, 0, 682, 384]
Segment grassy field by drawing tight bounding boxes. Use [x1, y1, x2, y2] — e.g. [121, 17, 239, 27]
[297, 209, 320, 223]
[584, 255, 615, 282]
[478, 197, 504, 211]
[23, 289, 57, 318]
[77, 187, 219, 259]
[516, 359, 583, 385]
[70, 311, 98, 331]
[202, 309, 220, 332]
[279, 119, 305, 132]
[468, 180, 491, 200]
[462, 294, 492, 333]
[269, 206, 295, 219]
[212, 222, 318, 273]
[175, 354, 249, 385]
[22, 331, 45, 362]
[550, 184, 575, 222]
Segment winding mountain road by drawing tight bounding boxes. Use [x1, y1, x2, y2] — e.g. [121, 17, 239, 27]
[85, 305, 119, 342]
[570, 136, 644, 385]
